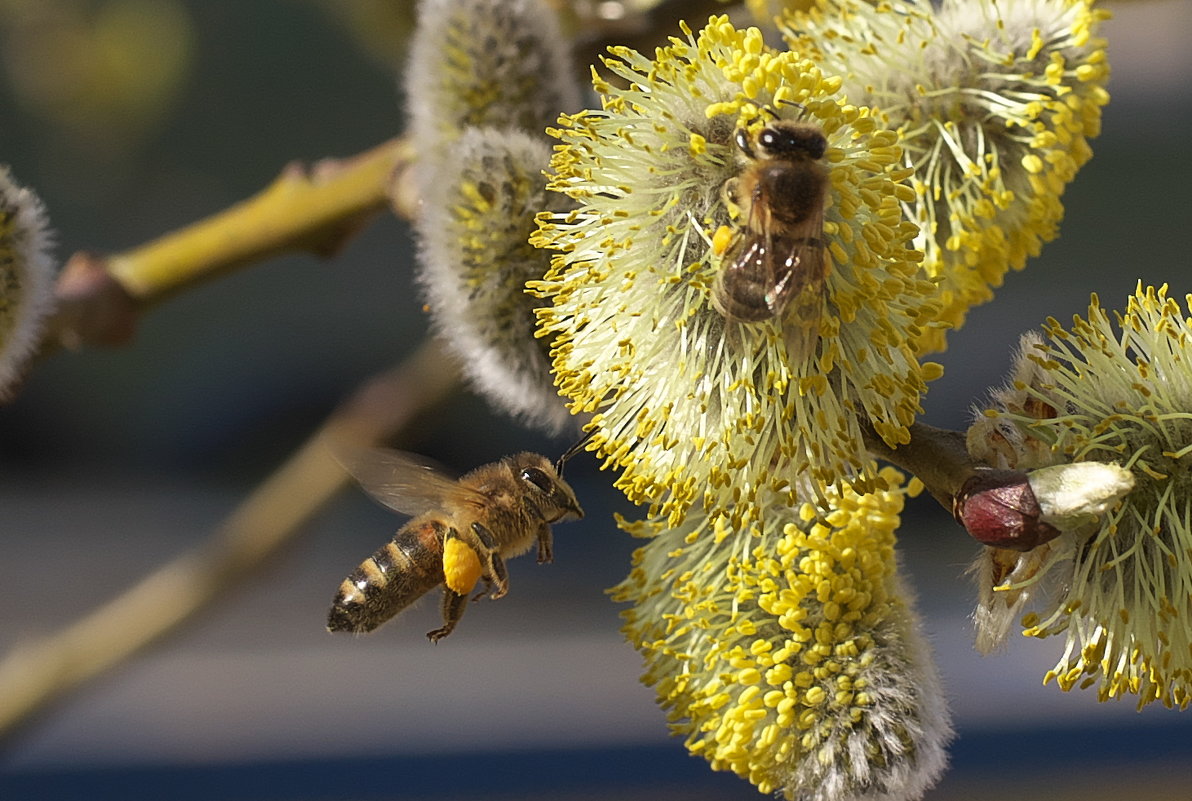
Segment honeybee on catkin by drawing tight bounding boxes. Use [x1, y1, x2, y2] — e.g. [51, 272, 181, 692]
[327, 448, 583, 642]
[712, 115, 830, 361]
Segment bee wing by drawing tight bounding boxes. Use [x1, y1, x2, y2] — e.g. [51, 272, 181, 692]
[747, 180, 781, 308]
[330, 445, 485, 517]
[768, 191, 827, 307]
[727, 177, 824, 316]
[773, 201, 828, 362]
[713, 182, 782, 323]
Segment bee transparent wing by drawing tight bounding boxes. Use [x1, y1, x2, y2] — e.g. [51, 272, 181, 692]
[774, 202, 828, 362]
[330, 445, 484, 517]
[713, 188, 782, 323]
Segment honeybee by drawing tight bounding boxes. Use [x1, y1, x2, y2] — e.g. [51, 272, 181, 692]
[327, 448, 583, 641]
[713, 117, 830, 360]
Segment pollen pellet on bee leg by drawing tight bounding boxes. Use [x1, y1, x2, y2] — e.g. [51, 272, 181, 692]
[712, 224, 735, 255]
[443, 536, 483, 594]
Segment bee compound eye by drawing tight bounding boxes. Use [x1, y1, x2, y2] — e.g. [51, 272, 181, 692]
[806, 134, 827, 160]
[521, 466, 554, 493]
[735, 127, 753, 156]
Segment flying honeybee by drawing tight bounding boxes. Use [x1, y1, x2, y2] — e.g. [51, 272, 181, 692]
[327, 448, 583, 641]
[712, 116, 830, 360]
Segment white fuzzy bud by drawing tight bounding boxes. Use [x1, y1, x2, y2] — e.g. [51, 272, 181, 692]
[404, 0, 581, 431]
[1029, 462, 1135, 533]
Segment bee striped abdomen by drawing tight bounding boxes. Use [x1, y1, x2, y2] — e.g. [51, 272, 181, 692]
[327, 518, 447, 634]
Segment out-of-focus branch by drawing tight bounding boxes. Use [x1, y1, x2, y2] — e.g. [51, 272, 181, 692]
[562, 0, 730, 67]
[45, 136, 414, 350]
[0, 338, 458, 740]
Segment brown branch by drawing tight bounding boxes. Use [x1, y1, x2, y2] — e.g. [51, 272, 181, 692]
[862, 420, 974, 509]
[566, 0, 730, 79]
[0, 338, 459, 741]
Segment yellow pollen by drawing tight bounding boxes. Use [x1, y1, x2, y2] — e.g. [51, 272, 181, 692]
[443, 537, 483, 594]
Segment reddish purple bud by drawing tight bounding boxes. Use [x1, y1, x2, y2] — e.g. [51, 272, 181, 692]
[953, 469, 1062, 551]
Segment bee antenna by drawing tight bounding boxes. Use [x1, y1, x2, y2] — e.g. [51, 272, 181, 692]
[775, 98, 808, 116]
[555, 429, 595, 475]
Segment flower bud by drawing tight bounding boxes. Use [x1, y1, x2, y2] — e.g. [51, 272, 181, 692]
[1029, 462, 1135, 532]
[954, 469, 1061, 552]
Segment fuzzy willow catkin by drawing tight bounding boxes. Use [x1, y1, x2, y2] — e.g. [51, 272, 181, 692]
[0, 166, 56, 398]
[784, 0, 1110, 354]
[404, 0, 580, 431]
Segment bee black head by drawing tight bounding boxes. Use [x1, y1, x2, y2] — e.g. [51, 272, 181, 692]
[749, 121, 827, 161]
[520, 464, 555, 493]
[510, 452, 584, 521]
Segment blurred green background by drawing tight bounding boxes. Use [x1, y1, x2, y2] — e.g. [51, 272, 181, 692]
[0, 1, 1190, 799]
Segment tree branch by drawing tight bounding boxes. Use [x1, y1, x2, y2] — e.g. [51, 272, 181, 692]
[864, 420, 1060, 551]
[43, 136, 414, 351]
[862, 420, 974, 510]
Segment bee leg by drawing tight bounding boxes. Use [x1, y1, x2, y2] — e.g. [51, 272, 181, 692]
[722, 176, 741, 213]
[536, 525, 554, 564]
[471, 522, 509, 599]
[518, 496, 553, 563]
[427, 589, 468, 643]
[484, 554, 509, 600]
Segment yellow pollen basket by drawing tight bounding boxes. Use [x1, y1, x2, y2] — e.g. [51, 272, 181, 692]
[712, 224, 735, 256]
[443, 537, 483, 594]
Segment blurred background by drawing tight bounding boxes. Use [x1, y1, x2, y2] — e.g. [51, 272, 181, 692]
[0, 1, 1190, 799]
